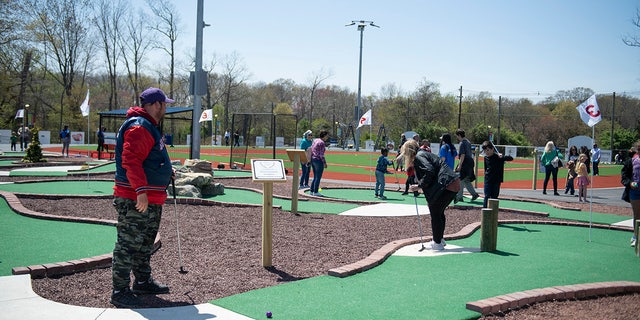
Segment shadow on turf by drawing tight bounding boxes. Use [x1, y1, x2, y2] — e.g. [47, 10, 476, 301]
[500, 225, 542, 233]
[265, 266, 307, 282]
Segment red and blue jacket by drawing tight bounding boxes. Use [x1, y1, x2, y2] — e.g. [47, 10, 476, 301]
[113, 107, 172, 204]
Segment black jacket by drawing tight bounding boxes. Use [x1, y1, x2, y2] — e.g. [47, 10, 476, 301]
[413, 150, 459, 200]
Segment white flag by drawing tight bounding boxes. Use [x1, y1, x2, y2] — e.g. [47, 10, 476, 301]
[357, 109, 372, 128]
[576, 94, 601, 127]
[80, 89, 90, 117]
[15, 109, 24, 119]
[199, 109, 213, 122]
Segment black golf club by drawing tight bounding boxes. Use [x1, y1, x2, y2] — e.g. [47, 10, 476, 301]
[172, 178, 188, 274]
[413, 191, 426, 252]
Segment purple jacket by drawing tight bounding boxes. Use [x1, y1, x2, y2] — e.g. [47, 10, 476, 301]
[310, 138, 326, 165]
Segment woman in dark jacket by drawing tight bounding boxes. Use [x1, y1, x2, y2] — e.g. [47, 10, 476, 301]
[402, 139, 460, 251]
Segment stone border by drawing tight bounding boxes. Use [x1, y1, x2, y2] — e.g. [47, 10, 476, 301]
[466, 281, 640, 316]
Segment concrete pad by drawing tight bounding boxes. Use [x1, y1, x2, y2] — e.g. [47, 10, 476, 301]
[0, 275, 252, 320]
[10, 166, 84, 173]
[393, 244, 480, 257]
[339, 203, 430, 217]
[612, 219, 633, 228]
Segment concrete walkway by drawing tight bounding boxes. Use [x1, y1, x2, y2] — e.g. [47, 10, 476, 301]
[0, 275, 251, 320]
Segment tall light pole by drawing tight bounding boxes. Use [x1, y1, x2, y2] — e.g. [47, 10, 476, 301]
[346, 20, 379, 151]
[191, 0, 210, 159]
[214, 114, 218, 145]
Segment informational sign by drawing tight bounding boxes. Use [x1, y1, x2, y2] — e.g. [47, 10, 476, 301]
[251, 159, 286, 182]
[70, 132, 85, 145]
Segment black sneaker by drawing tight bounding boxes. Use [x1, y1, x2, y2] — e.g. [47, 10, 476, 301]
[471, 194, 479, 201]
[110, 288, 142, 308]
[132, 277, 170, 295]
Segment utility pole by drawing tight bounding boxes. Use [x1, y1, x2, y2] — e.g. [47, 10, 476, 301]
[457, 86, 463, 129]
[497, 96, 502, 145]
[190, 0, 210, 159]
[346, 20, 379, 151]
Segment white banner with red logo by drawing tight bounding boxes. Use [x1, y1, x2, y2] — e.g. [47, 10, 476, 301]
[357, 109, 372, 129]
[576, 94, 601, 127]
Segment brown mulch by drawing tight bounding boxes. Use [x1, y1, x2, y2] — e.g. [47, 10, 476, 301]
[5, 173, 638, 318]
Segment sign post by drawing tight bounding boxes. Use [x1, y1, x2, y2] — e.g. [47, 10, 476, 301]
[285, 149, 308, 215]
[251, 159, 287, 267]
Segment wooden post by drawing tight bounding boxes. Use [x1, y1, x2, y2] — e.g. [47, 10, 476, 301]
[635, 220, 640, 257]
[286, 149, 307, 215]
[481, 199, 499, 252]
[532, 150, 538, 190]
[262, 182, 273, 266]
[251, 159, 287, 268]
[290, 155, 300, 214]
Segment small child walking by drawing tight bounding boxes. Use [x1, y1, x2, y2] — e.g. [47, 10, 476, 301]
[375, 148, 394, 200]
[576, 154, 590, 202]
[564, 160, 577, 195]
[481, 141, 513, 208]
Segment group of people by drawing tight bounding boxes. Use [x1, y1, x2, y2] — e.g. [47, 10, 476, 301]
[298, 129, 331, 197]
[540, 142, 602, 202]
[107, 87, 639, 310]
[9, 127, 31, 151]
[222, 129, 241, 146]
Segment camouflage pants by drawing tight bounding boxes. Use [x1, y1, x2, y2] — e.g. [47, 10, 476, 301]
[112, 197, 163, 291]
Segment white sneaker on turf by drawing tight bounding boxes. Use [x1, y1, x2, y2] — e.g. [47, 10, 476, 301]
[428, 240, 445, 251]
[631, 236, 637, 247]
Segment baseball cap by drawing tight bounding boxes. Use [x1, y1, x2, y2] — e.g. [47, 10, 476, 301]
[140, 87, 175, 105]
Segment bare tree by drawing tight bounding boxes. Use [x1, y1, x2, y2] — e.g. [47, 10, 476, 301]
[146, 0, 180, 97]
[26, 0, 93, 130]
[623, 8, 640, 47]
[307, 68, 333, 125]
[220, 52, 250, 130]
[120, 7, 153, 106]
[94, 0, 127, 110]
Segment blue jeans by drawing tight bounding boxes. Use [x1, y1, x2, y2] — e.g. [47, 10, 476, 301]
[375, 170, 386, 197]
[300, 162, 310, 187]
[310, 159, 325, 193]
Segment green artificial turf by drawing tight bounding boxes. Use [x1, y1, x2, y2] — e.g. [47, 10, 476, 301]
[0, 181, 115, 195]
[0, 198, 115, 276]
[212, 224, 640, 320]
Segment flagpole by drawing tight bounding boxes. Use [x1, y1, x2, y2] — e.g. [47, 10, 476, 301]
[576, 94, 601, 242]
[369, 123, 373, 189]
[588, 125, 595, 242]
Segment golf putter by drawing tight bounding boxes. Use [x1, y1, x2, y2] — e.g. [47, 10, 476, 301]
[413, 191, 426, 251]
[172, 178, 188, 274]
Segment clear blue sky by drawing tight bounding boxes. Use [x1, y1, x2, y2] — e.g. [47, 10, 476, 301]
[159, 0, 640, 101]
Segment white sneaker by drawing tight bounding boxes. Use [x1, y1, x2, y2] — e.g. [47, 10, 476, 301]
[428, 240, 445, 251]
[314, 192, 325, 197]
[441, 239, 447, 247]
[631, 237, 637, 247]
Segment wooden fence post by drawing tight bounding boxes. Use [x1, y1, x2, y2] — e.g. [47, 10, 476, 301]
[481, 199, 499, 252]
